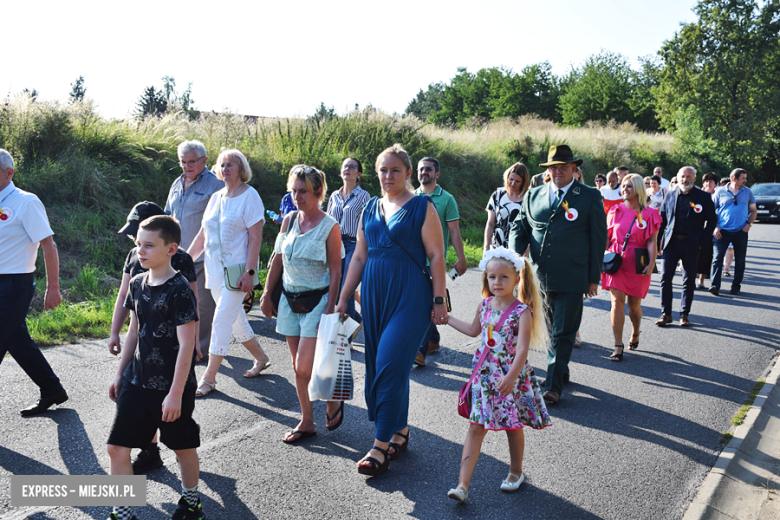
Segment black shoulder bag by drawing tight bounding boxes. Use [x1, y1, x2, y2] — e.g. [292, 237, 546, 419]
[379, 201, 452, 312]
[602, 216, 637, 275]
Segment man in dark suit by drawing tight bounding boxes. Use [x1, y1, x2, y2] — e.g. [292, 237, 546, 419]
[656, 166, 717, 327]
[509, 145, 607, 405]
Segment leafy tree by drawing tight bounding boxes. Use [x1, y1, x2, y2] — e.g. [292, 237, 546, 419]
[22, 88, 38, 101]
[558, 51, 634, 126]
[405, 82, 445, 120]
[135, 86, 167, 117]
[655, 0, 780, 171]
[161, 76, 195, 112]
[69, 76, 86, 103]
[310, 102, 337, 124]
[628, 56, 661, 132]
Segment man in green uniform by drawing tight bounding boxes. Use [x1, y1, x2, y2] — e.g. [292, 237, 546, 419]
[509, 145, 607, 405]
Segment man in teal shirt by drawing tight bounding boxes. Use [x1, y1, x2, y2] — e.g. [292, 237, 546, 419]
[414, 157, 467, 366]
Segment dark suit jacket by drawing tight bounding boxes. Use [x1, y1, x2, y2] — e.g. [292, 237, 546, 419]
[508, 180, 607, 294]
[658, 187, 717, 250]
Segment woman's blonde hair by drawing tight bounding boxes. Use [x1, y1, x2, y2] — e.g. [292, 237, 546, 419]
[215, 149, 252, 183]
[287, 164, 328, 206]
[376, 143, 414, 193]
[623, 173, 647, 210]
[504, 162, 529, 197]
[480, 256, 549, 352]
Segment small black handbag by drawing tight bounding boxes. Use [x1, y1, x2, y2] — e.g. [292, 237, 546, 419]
[602, 217, 637, 275]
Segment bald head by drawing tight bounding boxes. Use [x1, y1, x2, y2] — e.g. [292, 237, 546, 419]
[677, 166, 697, 193]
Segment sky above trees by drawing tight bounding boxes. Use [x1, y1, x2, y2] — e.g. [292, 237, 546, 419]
[3, 0, 698, 119]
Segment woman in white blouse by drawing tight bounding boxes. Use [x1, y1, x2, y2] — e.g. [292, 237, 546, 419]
[188, 150, 271, 397]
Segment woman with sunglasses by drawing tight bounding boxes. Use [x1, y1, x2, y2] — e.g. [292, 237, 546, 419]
[336, 144, 447, 476]
[327, 158, 370, 334]
[260, 165, 345, 443]
[188, 150, 272, 397]
[484, 163, 529, 250]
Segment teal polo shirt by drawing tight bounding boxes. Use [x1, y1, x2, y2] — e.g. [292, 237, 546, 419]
[415, 185, 460, 248]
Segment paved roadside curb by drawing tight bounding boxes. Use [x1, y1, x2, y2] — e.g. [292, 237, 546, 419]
[683, 352, 780, 520]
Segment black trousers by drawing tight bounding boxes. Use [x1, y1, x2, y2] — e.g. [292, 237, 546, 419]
[0, 273, 63, 396]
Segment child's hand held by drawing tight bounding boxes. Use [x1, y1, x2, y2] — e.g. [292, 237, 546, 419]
[496, 374, 513, 396]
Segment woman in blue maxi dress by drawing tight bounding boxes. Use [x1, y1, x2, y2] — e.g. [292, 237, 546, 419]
[336, 144, 448, 476]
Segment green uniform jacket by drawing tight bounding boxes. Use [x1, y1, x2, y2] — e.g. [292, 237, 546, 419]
[508, 180, 607, 294]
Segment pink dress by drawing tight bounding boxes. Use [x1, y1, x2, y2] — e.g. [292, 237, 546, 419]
[601, 204, 661, 298]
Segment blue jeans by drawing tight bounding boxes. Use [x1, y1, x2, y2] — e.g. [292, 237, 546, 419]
[339, 237, 362, 329]
[711, 229, 749, 292]
[0, 274, 64, 397]
[660, 237, 700, 315]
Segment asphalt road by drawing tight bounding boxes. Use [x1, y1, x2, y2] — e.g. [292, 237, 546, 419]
[1, 223, 778, 520]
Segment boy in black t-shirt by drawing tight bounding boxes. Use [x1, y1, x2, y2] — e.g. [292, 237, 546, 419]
[108, 201, 200, 475]
[107, 215, 205, 520]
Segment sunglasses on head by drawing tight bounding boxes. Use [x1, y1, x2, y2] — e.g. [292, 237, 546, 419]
[293, 166, 316, 175]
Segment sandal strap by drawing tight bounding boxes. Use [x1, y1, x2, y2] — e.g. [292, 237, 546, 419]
[393, 430, 410, 442]
[371, 445, 388, 456]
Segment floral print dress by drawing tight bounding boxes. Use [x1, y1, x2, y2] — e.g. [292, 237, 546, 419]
[469, 297, 552, 431]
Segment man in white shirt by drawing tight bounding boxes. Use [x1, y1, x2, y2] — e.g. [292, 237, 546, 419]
[600, 171, 623, 214]
[654, 167, 671, 191]
[0, 149, 68, 416]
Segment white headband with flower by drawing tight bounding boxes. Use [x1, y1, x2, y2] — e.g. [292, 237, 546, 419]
[479, 247, 525, 274]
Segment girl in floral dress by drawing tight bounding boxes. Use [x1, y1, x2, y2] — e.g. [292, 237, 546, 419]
[446, 247, 551, 502]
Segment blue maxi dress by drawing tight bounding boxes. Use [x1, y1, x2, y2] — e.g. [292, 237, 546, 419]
[361, 195, 433, 442]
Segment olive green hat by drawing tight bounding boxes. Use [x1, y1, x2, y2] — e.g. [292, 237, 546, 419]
[539, 145, 583, 167]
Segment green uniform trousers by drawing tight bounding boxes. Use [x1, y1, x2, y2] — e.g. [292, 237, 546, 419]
[544, 291, 583, 396]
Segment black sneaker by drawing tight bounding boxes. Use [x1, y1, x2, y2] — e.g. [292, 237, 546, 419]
[132, 448, 163, 474]
[171, 497, 205, 520]
[107, 513, 139, 520]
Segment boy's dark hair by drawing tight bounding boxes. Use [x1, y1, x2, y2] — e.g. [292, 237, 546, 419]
[139, 215, 181, 245]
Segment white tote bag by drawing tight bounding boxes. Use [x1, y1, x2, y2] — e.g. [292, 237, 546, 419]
[308, 313, 360, 402]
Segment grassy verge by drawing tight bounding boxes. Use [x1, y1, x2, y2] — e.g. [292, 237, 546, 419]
[719, 379, 767, 444]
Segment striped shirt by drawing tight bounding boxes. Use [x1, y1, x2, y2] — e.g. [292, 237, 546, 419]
[327, 185, 370, 238]
[165, 168, 224, 252]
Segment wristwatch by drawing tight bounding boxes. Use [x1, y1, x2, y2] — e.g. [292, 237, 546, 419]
[246, 269, 256, 276]
[433, 296, 447, 306]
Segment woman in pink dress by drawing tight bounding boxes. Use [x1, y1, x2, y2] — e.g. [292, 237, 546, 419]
[602, 174, 661, 361]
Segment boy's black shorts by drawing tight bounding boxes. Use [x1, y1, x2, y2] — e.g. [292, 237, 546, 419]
[107, 378, 200, 451]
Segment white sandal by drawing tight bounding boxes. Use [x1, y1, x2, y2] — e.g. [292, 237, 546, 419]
[244, 360, 271, 378]
[447, 484, 468, 502]
[195, 380, 216, 397]
[500, 472, 525, 492]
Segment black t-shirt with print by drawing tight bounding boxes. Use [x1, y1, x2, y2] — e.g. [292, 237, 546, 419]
[123, 271, 199, 391]
[123, 247, 197, 283]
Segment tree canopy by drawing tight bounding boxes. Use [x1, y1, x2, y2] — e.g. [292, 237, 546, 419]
[655, 0, 780, 169]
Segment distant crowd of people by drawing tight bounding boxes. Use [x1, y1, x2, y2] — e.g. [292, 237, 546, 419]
[0, 139, 760, 515]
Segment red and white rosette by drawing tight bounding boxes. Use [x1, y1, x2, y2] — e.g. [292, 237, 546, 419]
[486, 330, 503, 349]
[0, 208, 13, 222]
[565, 208, 579, 221]
[636, 219, 647, 230]
[693, 204, 703, 213]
